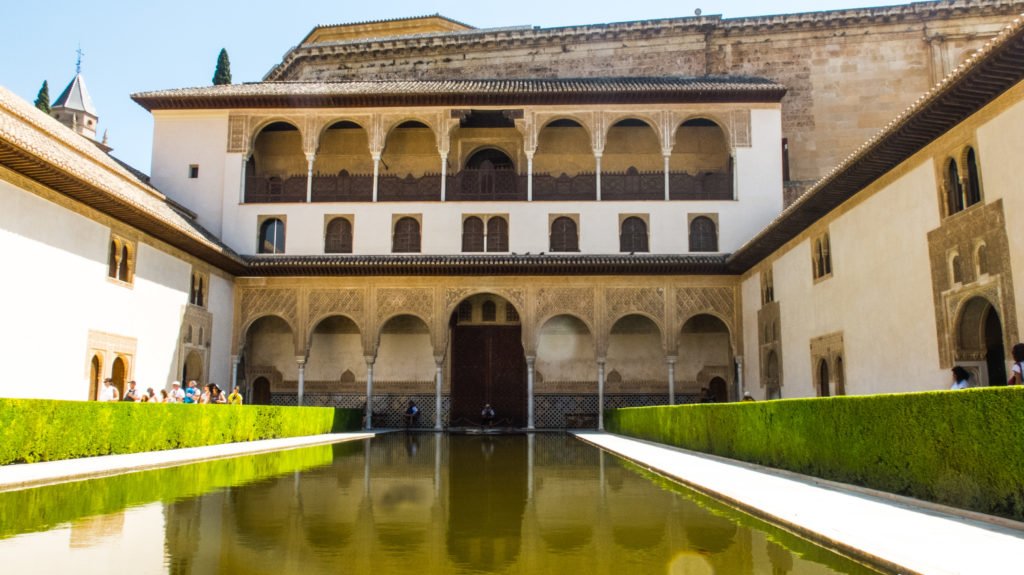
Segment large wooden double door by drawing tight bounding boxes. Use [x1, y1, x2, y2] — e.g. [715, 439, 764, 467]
[450, 325, 526, 427]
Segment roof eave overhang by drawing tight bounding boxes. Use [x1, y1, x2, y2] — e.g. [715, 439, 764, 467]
[0, 141, 248, 275]
[131, 88, 787, 112]
[242, 255, 732, 277]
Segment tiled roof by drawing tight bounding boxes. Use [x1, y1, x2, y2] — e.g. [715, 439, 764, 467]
[727, 13, 1024, 273]
[131, 77, 786, 110]
[243, 254, 729, 276]
[0, 85, 247, 274]
[52, 74, 97, 116]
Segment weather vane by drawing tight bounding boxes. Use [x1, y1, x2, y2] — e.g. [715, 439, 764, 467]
[76, 44, 85, 74]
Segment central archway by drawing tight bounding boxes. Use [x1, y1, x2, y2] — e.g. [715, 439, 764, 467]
[449, 294, 526, 427]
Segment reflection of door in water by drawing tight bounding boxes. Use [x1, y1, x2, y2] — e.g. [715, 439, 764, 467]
[708, 377, 728, 403]
[451, 326, 526, 426]
[984, 307, 1007, 386]
[252, 377, 271, 405]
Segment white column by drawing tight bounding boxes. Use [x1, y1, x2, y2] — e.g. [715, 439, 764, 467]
[526, 151, 535, 202]
[365, 358, 375, 429]
[296, 357, 306, 407]
[594, 153, 603, 201]
[663, 153, 671, 201]
[597, 358, 606, 430]
[231, 355, 240, 398]
[440, 154, 448, 202]
[735, 356, 744, 402]
[434, 358, 444, 431]
[666, 356, 677, 405]
[305, 153, 315, 203]
[371, 153, 381, 202]
[526, 356, 536, 430]
[239, 157, 248, 204]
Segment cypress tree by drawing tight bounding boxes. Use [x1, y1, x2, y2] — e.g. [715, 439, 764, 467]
[34, 81, 50, 114]
[212, 48, 232, 85]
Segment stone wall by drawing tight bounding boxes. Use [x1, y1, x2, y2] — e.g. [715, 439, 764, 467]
[268, 1, 1024, 185]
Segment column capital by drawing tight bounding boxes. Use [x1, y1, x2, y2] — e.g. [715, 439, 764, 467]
[596, 357, 607, 366]
[305, 152, 316, 163]
[593, 150, 604, 159]
[525, 355, 536, 366]
[434, 356, 445, 368]
[364, 355, 377, 366]
[665, 355, 677, 365]
[371, 152, 382, 162]
[295, 356, 307, 366]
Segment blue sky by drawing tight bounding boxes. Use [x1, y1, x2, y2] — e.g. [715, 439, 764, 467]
[3, 0, 903, 171]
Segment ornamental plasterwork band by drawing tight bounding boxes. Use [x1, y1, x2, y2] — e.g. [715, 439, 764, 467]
[676, 286, 738, 350]
[226, 107, 753, 154]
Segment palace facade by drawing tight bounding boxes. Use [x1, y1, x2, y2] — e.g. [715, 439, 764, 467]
[4, 1, 1024, 429]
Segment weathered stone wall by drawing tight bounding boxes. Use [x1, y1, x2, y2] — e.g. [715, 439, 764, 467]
[269, 1, 1024, 184]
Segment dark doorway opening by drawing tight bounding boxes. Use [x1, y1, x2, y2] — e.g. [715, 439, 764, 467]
[450, 297, 526, 427]
[985, 307, 1006, 386]
[708, 377, 728, 403]
[252, 377, 272, 405]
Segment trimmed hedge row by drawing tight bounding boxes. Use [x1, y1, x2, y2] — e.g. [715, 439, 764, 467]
[605, 387, 1024, 521]
[0, 399, 363, 465]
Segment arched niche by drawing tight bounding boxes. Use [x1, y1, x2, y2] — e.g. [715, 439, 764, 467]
[307, 315, 364, 385]
[603, 118, 661, 172]
[605, 315, 664, 392]
[678, 314, 733, 398]
[314, 120, 372, 175]
[381, 120, 438, 178]
[536, 315, 596, 388]
[244, 315, 299, 385]
[376, 314, 435, 383]
[534, 118, 593, 177]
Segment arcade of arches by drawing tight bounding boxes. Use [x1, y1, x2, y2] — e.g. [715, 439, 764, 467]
[235, 277, 740, 428]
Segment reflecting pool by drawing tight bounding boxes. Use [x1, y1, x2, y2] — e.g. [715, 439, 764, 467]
[0, 434, 884, 574]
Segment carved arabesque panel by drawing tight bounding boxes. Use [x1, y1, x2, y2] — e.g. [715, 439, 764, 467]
[240, 289, 299, 331]
[606, 287, 665, 324]
[377, 288, 434, 324]
[536, 287, 595, 326]
[308, 289, 364, 327]
[676, 287, 735, 329]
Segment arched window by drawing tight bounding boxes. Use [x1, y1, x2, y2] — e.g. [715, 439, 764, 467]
[108, 240, 119, 279]
[689, 216, 717, 252]
[393, 217, 420, 253]
[822, 234, 832, 275]
[325, 217, 353, 254]
[619, 217, 649, 253]
[118, 244, 130, 282]
[550, 217, 579, 252]
[835, 356, 846, 396]
[482, 301, 497, 322]
[259, 218, 285, 254]
[947, 158, 964, 215]
[505, 304, 520, 322]
[189, 274, 197, 304]
[486, 216, 509, 252]
[818, 359, 831, 397]
[965, 147, 982, 207]
[197, 277, 205, 307]
[977, 244, 989, 276]
[462, 217, 484, 252]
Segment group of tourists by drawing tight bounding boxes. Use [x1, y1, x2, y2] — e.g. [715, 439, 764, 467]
[951, 342, 1024, 389]
[99, 379, 243, 404]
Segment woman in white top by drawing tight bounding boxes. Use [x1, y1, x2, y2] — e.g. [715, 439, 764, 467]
[950, 366, 971, 390]
[1009, 343, 1024, 385]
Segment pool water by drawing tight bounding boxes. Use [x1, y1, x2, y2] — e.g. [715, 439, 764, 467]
[0, 433, 885, 574]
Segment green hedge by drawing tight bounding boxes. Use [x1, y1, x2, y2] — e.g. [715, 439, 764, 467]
[605, 387, 1024, 521]
[0, 400, 363, 465]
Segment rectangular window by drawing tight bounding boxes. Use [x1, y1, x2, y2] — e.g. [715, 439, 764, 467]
[188, 165, 199, 179]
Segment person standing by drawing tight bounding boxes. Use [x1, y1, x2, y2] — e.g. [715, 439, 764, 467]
[1009, 343, 1024, 385]
[99, 378, 118, 402]
[123, 381, 140, 402]
[481, 404, 495, 427]
[404, 400, 419, 427]
[228, 387, 244, 405]
[170, 381, 185, 403]
[950, 366, 971, 390]
[183, 381, 199, 404]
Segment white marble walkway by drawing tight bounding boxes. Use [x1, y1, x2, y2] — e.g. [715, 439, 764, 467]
[575, 431, 1024, 575]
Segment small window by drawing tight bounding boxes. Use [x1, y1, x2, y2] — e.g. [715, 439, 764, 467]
[107, 235, 135, 285]
[550, 217, 579, 252]
[188, 165, 200, 179]
[620, 217, 649, 253]
[393, 217, 421, 253]
[689, 216, 717, 252]
[462, 217, 484, 252]
[762, 268, 775, 305]
[325, 217, 353, 254]
[189, 271, 208, 307]
[486, 216, 509, 252]
[505, 304, 520, 322]
[965, 148, 981, 207]
[259, 218, 285, 254]
[946, 158, 964, 215]
[482, 301, 497, 322]
[457, 301, 473, 323]
[951, 254, 963, 284]
[813, 233, 833, 280]
[977, 244, 989, 276]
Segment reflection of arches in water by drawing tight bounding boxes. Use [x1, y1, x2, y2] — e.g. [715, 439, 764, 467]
[230, 479, 289, 550]
[540, 526, 593, 552]
[447, 436, 526, 571]
[683, 513, 738, 555]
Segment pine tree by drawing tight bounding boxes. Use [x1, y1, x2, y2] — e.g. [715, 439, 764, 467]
[34, 80, 50, 114]
[212, 48, 232, 85]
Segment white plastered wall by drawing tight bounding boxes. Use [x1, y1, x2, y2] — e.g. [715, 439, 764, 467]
[0, 178, 233, 400]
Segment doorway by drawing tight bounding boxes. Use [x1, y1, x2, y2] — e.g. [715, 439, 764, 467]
[450, 295, 526, 427]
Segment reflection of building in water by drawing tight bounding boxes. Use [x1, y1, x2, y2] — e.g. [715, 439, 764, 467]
[157, 435, 861, 573]
[69, 510, 125, 548]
